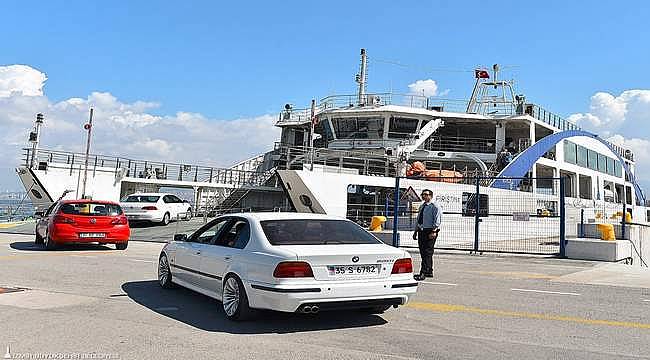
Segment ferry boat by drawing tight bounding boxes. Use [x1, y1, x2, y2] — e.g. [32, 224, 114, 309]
[15, 49, 649, 252]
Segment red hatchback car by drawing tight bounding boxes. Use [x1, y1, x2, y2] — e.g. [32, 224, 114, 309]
[35, 200, 130, 250]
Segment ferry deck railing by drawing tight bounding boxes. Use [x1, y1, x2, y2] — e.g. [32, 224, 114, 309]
[23, 148, 272, 188]
[277, 93, 635, 163]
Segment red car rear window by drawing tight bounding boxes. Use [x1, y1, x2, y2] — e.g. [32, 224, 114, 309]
[59, 203, 123, 216]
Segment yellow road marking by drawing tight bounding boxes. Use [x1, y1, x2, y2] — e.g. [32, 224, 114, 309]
[406, 302, 650, 329]
[0, 222, 26, 229]
[470, 271, 558, 280]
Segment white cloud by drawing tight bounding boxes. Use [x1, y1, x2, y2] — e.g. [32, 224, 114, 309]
[408, 79, 441, 97]
[569, 90, 650, 134]
[0, 65, 47, 97]
[0, 65, 281, 190]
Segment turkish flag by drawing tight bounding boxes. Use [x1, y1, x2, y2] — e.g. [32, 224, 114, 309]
[474, 69, 490, 79]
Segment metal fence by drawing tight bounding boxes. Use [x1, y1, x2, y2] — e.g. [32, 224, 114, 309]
[374, 176, 566, 255]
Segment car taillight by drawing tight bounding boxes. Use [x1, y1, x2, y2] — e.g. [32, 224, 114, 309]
[142, 206, 157, 210]
[53, 215, 76, 225]
[273, 261, 314, 278]
[111, 216, 128, 225]
[391, 258, 413, 274]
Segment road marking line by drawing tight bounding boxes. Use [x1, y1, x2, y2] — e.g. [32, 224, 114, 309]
[643, 299, 650, 302]
[130, 259, 155, 263]
[406, 302, 650, 329]
[420, 281, 458, 286]
[471, 271, 557, 279]
[0, 251, 115, 260]
[511, 288, 580, 296]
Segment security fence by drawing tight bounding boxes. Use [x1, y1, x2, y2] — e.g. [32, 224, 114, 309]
[349, 176, 566, 255]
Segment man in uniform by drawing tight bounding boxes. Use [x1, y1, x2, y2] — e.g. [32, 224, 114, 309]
[412, 189, 442, 281]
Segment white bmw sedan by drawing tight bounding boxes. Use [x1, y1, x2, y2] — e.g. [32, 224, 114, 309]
[157, 212, 417, 321]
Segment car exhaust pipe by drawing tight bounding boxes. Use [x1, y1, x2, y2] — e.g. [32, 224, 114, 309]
[310, 305, 319, 314]
[303, 306, 312, 313]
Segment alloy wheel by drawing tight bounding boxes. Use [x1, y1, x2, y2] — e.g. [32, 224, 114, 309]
[158, 255, 170, 286]
[222, 277, 240, 317]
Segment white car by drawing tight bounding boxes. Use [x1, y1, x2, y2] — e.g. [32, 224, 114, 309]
[157, 212, 418, 321]
[120, 193, 192, 225]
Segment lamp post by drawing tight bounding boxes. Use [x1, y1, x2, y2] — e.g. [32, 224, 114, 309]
[81, 108, 94, 199]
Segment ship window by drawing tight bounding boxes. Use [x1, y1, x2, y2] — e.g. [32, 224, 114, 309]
[587, 150, 598, 171]
[614, 161, 622, 177]
[576, 145, 588, 167]
[598, 154, 607, 173]
[606, 157, 615, 175]
[331, 117, 384, 139]
[564, 141, 577, 164]
[388, 117, 419, 139]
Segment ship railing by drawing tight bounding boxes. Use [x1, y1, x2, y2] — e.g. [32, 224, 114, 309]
[318, 93, 470, 113]
[23, 148, 272, 188]
[426, 135, 496, 154]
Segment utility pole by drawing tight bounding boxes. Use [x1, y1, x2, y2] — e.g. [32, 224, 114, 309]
[81, 108, 94, 199]
[29, 113, 45, 169]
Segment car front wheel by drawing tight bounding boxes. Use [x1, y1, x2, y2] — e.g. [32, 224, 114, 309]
[222, 275, 254, 321]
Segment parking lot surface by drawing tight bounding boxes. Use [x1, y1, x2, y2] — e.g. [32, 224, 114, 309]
[1, 232, 650, 360]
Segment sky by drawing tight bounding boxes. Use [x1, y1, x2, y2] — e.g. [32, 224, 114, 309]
[1, 0, 650, 191]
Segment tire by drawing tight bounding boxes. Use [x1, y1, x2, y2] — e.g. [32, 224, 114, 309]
[35, 231, 44, 245]
[158, 254, 174, 289]
[222, 275, 254, 321]
[45, 234, 57, 250]
[185, 208, 193, 221]
[160, 213, 170, 226]
[359, 305, 391, 314]
[115, 242, 128, 250]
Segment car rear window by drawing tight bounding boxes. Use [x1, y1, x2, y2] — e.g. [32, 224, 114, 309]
[124, 195, 160, 203]
[59, 203, 123, 216]
[260, 219, 381, 245]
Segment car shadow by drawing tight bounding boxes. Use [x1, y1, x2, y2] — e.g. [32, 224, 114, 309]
[122, 280, 388, 334]
[10, 241, 114, 252]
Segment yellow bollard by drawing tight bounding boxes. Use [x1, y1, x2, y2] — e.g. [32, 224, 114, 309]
[369, 216, 387, 232]
[625, 212, 632, 223]
[596, 223, 616, 241]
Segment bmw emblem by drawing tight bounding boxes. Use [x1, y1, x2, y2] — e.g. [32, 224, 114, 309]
[90, 218, 96, 224]
[352, 256, 359, 263]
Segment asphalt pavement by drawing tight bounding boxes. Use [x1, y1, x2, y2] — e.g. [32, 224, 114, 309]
[1, 232, 650, 359]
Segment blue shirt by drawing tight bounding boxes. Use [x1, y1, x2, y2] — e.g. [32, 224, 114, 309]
[417, 201, 442, 229]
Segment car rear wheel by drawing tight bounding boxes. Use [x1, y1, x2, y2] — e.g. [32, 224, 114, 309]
[115, 242, 128, 250]
[158, 254, 174, 289]
[45, 234, 57, 250]
[222, 275, 254, 321]
[160, 213, 170, 226]
[359, 305, 391, 314]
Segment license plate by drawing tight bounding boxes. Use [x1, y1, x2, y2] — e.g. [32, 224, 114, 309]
[79, 233, 106, 238]
[327, 264, 380, 276]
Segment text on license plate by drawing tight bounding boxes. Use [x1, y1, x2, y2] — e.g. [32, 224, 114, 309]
[79, 233, 106, 238]
[327, 264, 379, 276]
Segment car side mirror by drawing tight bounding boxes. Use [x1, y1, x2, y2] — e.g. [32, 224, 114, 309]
[174, 234, 188, 242]
[34, 211, 44, 218]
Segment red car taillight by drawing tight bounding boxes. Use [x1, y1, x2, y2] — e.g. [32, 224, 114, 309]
[53, 215, 76, 225]
[273, 261, 314, 278]
[391, 258, 413, 274]
[142, 206, 157, 210]
[111, 216, 128, 225]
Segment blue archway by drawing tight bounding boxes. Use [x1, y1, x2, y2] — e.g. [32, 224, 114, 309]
[491, 130, 645, 203]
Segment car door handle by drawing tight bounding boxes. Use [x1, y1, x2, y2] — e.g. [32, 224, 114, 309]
[195, 251, 201, 255]
[224, 256, 232, 261]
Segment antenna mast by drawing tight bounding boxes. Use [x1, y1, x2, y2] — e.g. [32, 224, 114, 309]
[28, 113, 45, 169]
[356, 48, 367, 105]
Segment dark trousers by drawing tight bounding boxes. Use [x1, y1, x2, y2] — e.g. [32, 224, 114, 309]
[417, 228, 439, 276]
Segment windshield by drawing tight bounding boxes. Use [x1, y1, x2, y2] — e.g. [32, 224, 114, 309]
[59, 203, 123, 216]
[124, 195, 160, 203]
[260, 219, 381, 245]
